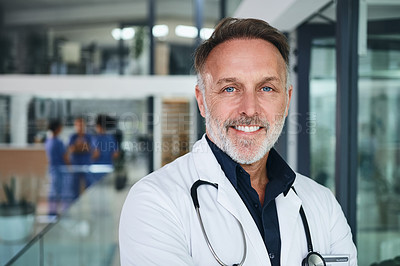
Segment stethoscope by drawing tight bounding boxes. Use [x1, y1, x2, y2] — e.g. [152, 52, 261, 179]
[190, 180, 326, 266]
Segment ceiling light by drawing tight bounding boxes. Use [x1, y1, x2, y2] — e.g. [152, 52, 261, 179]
[200, 28, 214, 39]
[121, 27, 135, 40]
[175, 25, 198, 38]
[111, 27, 135, 40]
[111, 28, 122, 40]
[153, 25, 169, 38]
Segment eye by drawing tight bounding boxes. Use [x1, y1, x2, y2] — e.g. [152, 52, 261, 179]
[261, 86, 273, 92]
[224, 86, 235, 92]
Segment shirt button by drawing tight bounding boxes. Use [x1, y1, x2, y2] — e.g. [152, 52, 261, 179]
[269, 253, 275, 259]
[254, 203, 259, 208]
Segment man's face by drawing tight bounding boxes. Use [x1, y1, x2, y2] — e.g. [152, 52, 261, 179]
[195, 38, 292, 164]
[74, 119, 86, 134]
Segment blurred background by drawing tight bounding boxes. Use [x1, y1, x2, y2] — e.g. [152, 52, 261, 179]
[0, 0, 399, 265]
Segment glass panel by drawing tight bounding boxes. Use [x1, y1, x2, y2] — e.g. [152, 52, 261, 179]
[1, 21, 151, 75]
[0, 174, 49, 265]
[357, 8, 400, 265]
[1, 0, 241, 76]
[2, 0, 226, 75]
[309, 38, 336, 191]
[8, 240, 41, 266]
[41, 175, 123, 266]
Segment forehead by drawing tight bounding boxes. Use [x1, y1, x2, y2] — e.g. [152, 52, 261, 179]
[203, 38, 286, 84]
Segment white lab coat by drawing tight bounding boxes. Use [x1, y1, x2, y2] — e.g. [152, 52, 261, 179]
[119, 136, 358, 265]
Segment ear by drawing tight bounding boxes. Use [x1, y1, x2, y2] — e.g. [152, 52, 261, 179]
[285, 85, 293, 117]
[195, 85, 206, 118]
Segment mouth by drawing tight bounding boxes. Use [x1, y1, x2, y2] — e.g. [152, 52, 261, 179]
[233, 125, 262, 133]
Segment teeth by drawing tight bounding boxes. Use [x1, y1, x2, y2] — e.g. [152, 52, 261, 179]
[235, 125, 260, 133]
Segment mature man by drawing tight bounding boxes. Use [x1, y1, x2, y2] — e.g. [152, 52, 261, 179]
[120, 17, 357, 266]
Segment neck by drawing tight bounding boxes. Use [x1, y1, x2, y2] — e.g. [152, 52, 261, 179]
[240, 153, 269, 206]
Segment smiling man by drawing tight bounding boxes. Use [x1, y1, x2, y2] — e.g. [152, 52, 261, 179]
[120, 18, 358, 266]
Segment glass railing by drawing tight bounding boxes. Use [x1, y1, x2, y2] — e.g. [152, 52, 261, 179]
[2, 172, 124, 266]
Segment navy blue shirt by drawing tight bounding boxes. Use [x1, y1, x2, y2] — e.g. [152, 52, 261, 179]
[206, 136, 295, 266]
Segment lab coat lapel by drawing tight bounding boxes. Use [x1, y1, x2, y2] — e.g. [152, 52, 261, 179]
[192, 137, 270, 265]
[216, 176, 270, 265]
[276, 187, 302, 265]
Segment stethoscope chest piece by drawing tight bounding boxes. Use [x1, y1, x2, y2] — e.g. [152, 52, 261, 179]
[302, 251, 326, 266]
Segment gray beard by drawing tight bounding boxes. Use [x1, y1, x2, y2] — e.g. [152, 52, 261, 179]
[205, 108, 286, 165]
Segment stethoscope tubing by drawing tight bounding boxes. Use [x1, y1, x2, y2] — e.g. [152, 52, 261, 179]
[191, 180, 326, 266]
[192, 180, 247, 266]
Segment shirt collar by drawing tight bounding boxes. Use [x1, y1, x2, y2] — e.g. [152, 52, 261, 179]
[206, 135, 295, 196]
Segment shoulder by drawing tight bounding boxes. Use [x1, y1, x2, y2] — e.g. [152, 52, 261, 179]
[68, 133, 79, 143]
[119, 151, 202, 265]
[122, 137, 215, 224]
[122, 151, 200, 227]
[44, 138, 52, 149]
[107, 134, 117, 142]
[120, 151, 197, 240]
[130, 152, 196, 199]
[293, 173, 333, 196]
[55, 138, 64, 147]
[293, 173, 338, 212]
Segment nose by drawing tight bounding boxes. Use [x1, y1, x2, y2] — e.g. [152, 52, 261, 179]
[238, 90, 259, 117]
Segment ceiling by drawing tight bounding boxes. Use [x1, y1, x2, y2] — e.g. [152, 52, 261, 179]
[1, 0, 240, 47]
[235, 0, 400, 31]
[2, 0, 400, 29]
[1, 0, 238, 27]
[1, 0, 399, 49]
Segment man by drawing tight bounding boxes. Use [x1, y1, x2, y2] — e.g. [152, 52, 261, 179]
[91, 114, 119, 182]
[66, 116, 93, 195]
[120, 17, 357, 265]
[45, 119, 69, 215]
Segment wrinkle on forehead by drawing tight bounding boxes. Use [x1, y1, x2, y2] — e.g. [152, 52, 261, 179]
[201, 39, 289, 89]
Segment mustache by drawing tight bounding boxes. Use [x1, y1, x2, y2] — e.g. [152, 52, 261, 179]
[223, 115, 270, 128]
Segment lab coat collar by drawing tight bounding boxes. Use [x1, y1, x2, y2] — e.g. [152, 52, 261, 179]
[276, 188, 302, 265]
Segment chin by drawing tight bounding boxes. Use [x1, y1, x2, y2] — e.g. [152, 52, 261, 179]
[226, 142, 271, 165]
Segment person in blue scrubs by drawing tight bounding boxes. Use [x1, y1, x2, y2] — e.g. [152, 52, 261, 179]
[91, 114, 119, 183]
[45, 119, 68, 215]
[66, 116, 93, 196]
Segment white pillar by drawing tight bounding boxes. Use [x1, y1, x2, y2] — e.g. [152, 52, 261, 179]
[287, 30, 298, 171]
[10, 95, 31, 145]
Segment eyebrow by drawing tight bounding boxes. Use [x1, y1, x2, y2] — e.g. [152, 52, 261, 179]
[216, 77, 239, 85]
[256, 76, 282, 87]
[216, 76, 282, 86]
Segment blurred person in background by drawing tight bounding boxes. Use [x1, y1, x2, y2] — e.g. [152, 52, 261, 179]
[91, 114, 119, 183]
[66, 116, 93, 197]
[45, 119, 68, 215]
